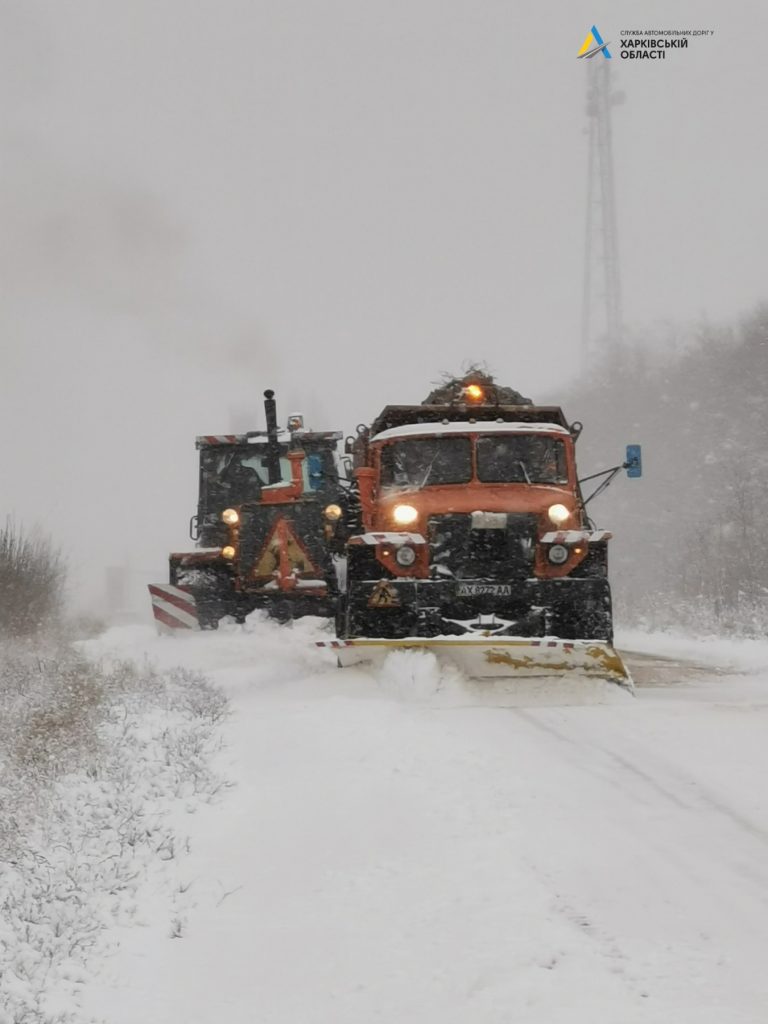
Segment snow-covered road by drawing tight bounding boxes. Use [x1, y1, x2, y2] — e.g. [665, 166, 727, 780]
[81, 619, 768, 1024]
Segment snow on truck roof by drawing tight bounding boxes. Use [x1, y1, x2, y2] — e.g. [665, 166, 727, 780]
[370, 421, 571, 443]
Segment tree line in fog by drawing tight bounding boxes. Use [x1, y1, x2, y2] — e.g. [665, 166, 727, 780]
[558, 304, 768, 634]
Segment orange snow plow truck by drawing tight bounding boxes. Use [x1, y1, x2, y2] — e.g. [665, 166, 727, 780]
[320, 372, 641, 692]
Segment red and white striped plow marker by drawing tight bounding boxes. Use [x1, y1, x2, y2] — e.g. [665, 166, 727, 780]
[148, 584, 201, 633]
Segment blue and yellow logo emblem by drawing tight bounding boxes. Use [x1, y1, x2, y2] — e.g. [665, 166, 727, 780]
[577, 25, 612, 59]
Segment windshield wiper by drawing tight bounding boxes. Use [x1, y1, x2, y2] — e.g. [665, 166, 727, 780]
[517, 461, 531, 484]
[418, 457, 437, 488]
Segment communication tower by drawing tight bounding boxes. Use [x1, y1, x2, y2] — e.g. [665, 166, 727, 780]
[581, 60, 624, 355]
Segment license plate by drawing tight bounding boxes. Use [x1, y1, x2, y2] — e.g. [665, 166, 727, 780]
[456, 583, 512, 597]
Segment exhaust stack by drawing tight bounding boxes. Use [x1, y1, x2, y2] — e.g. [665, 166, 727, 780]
[263, 389, 282, 485]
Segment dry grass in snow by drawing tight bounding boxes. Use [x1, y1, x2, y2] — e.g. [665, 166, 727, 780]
[0, 642, 229, 1024]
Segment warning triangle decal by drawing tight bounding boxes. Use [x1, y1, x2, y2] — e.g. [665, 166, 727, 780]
[367, 580, 401, 608]
[253, 516, 319, 578]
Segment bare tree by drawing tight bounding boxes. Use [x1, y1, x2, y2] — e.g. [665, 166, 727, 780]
[0, 519, 67, 636]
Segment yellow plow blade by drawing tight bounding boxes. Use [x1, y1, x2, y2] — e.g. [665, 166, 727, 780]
[318, 637, 634, 700]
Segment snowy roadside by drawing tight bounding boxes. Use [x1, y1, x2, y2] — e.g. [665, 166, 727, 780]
[0, 640, 229, 1024]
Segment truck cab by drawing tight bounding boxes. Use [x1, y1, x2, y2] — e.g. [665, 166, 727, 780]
[194, 431, 341, 548]
[156, 396, 344, 629]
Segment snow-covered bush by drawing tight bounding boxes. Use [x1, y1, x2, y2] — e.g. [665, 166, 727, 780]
[0, 642, 229, 1024]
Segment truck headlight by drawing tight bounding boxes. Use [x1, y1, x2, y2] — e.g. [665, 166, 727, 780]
[393, 504, 418, 526]
[547, 503, 570, 525]
[221, 545, 236, 560]
[324, 503, 343, 521]
[222, 508, 239, 525]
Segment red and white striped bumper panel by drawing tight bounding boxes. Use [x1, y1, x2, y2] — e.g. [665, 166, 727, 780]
[349, 532, 426, 546]
[540, 530, 612, 544]
[148, 584, 201, 632]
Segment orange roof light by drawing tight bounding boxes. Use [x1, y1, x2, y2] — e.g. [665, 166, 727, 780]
[464, 384, 484, 402]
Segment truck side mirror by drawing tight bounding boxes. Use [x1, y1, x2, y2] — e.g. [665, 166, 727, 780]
[625, 444, 642, 478]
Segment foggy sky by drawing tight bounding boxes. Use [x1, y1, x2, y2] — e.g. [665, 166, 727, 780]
[1, 0, 765, 609]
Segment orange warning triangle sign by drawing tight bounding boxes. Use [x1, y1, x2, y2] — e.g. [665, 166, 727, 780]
[253, 516, 319, 578]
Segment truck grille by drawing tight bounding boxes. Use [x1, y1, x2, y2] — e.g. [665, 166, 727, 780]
[427, 513, 536, 580]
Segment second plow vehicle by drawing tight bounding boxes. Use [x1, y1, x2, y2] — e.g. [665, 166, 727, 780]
[150, 372, 641, 695]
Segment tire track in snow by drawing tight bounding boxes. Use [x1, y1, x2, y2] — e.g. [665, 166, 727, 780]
[499, 704, 768, 991]
[514, 709, 691, 810]
[503, 701, 768, 1012]
[515, 707, 768, 854]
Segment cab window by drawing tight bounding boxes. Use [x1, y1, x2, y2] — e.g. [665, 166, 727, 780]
[476, 435, 567, 484]
[380, 437, 472, 488]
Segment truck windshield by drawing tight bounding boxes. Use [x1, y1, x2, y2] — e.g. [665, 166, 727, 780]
[202, 450, 267, 506]
[380, 437, 472, 488]
[201, 447, 339, 510]
[476, 434, 568, 484]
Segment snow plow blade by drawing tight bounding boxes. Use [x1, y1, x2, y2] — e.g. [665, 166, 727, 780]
[318, 637, 634, 699]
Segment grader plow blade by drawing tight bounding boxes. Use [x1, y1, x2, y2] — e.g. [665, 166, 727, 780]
[317, 636, 634, 704]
